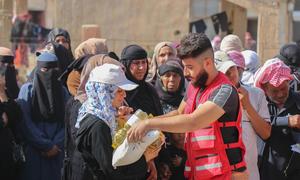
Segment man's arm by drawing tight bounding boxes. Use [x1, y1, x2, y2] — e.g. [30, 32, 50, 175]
[127, 101, 225, 142]
[158, 100, 186, 118]
[238, 87, 271, 140]
[149, 101, 224, 132]
[243, 104, 271, 140]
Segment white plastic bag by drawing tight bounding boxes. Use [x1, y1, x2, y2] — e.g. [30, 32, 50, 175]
[112, 130, 160, 167]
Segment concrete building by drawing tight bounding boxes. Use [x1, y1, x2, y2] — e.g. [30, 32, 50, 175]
[0, 0, 298, 61]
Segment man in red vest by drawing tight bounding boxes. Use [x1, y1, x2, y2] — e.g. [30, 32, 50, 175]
[127, 33, 247, 180]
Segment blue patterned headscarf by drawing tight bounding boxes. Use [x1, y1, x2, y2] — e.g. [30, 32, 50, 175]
[76, 81, 118, 136]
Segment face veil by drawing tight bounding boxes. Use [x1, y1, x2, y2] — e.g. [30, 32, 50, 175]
[0, 55, 19, 99]
[31, 53, 65, 123]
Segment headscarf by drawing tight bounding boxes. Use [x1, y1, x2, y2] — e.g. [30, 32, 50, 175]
[0, 47, 19, 99]
[241, 50, 260, 86]
[254, 58, 293, 89]
[227, 50, 245, 69]
[66, 70, 82, 96]
[75, 54, 123, 102]
[47, 28, 73, 58]
[50, 42, 73, 74]
[276, 43, 300, 68]
[29, 42, 73, 83]
[74, 38, 108, 59]
[147, 42, 177, 83]
[120, 45, 163, 116]
[76, 81, 117, 135]
[155, 59, 184, 107]
[31, 52, 64, 123]
[62, 39, 108, 95]
[220, 34, 243, 52]
[211, 35, 221, 51]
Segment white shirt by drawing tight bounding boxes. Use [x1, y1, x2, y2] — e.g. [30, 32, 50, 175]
[241, 85, 270, 180]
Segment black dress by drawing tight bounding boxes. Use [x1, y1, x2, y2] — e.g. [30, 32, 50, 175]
[71, 114, 148, 180]
[0, 100, 22, 180]
[62, 97, 82, 180]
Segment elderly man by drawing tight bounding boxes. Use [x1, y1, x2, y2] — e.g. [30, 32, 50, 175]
[254, 58, 300, 180]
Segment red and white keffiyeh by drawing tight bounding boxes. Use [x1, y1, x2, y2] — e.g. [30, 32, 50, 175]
[254, 58, 293, 89]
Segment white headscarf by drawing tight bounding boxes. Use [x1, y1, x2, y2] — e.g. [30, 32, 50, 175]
[76, 81, 117, 136]
[241, 50, 260, 86]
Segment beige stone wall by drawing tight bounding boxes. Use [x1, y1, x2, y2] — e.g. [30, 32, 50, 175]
[0, 0, 13, 47]
[50, 0, 189, 55]
[223, 0, 293, 62]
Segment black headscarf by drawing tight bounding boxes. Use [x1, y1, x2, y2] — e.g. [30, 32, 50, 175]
[31, 52, 65, 123]
[276, 44, 300, 86]
[277, 44, 300, 68]
[58, 51, 119, 83]
[31, 42, 73, 84]
[0, 53, 19, 99]
[155, 60, 185, 107]
[47, 28, 74, 59]
[120, 45, 163, 116]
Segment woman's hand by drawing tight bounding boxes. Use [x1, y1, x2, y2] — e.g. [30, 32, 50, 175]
[146, 160, 157, 180]
[0, 76, 7, 102]
[117, 106, 133, 119]
[2, 112, 8, 127]
[42, 145, 61, 158]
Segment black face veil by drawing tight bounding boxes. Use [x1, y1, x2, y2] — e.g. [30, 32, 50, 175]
[0, 55, 19, 99]
[31, 53, 64, 123]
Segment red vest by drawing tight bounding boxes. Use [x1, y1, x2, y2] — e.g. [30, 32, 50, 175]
[184, 72, 246, 180]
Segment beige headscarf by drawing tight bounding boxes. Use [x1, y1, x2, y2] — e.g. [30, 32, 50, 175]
[67, 38, 108, 96]
[147, 41, 177, 82]
[74, 38, 108, 59]
[75, 54, 124, 103]
[220, 34, 243, 52]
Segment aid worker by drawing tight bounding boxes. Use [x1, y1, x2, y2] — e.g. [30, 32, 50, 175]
[127, 33, 248, 180]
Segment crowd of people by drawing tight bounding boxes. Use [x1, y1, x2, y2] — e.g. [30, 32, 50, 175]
[0, 28, 300, 180]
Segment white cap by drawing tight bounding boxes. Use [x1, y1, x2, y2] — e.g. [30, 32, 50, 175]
[214, 51, 237, 74]
[89, 64, 138, 91]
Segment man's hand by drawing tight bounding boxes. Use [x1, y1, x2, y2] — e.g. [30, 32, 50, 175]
[127, 120, 149, 142]
[117, 106, 133, 119]
[237, 87, 251, 110]
[288, 115, 300, 129]
[146, 160, 157, 180]
[43, 145, 61, 158]
[231, 171, 249, 180]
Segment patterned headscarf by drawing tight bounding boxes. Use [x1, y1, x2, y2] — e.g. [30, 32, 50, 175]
[76, 81, 118, 136]
[254, 58, 293, 89]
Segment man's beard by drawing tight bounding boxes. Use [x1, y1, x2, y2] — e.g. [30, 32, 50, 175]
[187, 70, 209, 87]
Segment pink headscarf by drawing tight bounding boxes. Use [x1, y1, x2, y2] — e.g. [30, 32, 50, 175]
[227, 50, 245, 69]
[254, 58, 293, 89]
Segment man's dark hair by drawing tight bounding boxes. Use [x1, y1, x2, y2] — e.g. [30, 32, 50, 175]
[178, 33, 213, 59]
